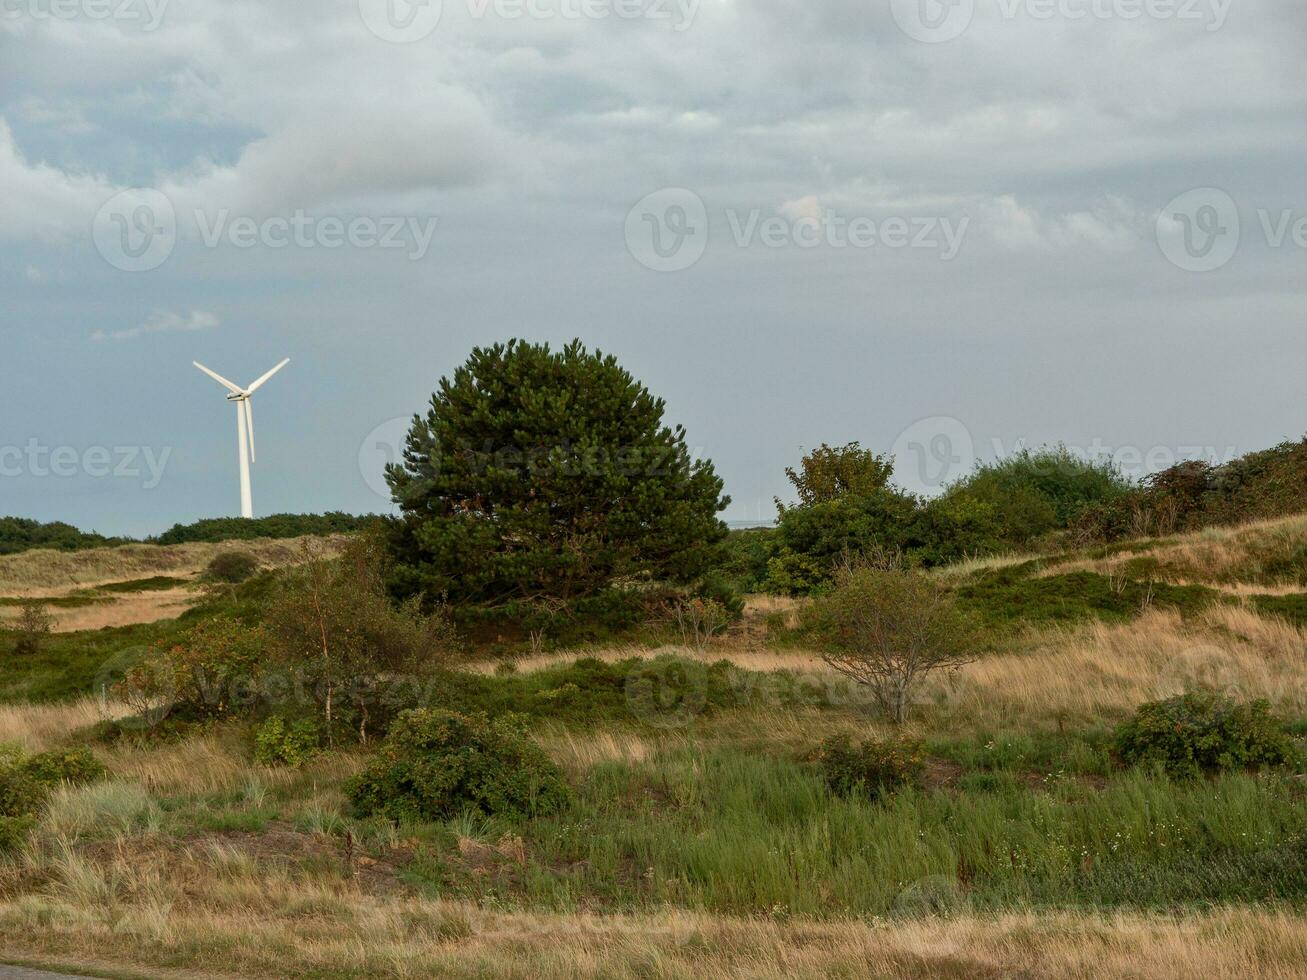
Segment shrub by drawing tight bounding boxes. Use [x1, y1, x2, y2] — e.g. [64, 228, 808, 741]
[205, 550, 260, 584]
[20, 748, 107, 787]
[384, 339, 729, 608]
[939, 446, 1132, 548]
[346, 709, 572, 822]
[0, 746, 107, 851]
[0, 516, 124, 555]
[804, 568, 977, 723]
[119, 617, 268, 722]
[1114, 691, 1298, 779]
[0, 767, 44, 820]
[693, 571, 745, 617]
[815, 735, 923, 800]
[254, 716, 321, 768]
[265, 532, 461, 744]
[764, 549, 828, 597]
[154, 512, 374, 545]
[771, 489, 919, 593]
[673, 597, 730, 655]
[717, 527, 780, 594]
[12, 601, 53, 657]
[0, 815, 34, 852]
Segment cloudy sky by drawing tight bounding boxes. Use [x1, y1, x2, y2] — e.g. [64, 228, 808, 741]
[2, 0, 1305, 536]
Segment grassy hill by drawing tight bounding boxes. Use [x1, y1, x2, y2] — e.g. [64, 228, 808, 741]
[0, 513, 1302, 977]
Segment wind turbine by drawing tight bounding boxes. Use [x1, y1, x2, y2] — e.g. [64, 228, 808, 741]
[193, 358, 290, 519]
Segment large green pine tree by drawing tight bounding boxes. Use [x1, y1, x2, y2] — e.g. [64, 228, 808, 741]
[385, 340, 729, 605]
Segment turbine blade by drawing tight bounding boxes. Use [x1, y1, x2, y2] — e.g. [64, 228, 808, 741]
[244, 399, 255, 464]
[193, 361, 244, 395]
[246, 357, 290, 394]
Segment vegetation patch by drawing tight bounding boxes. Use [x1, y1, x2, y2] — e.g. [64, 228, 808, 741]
[1113, 692, 1299, 779]
[346, 709, 573, 822]
[955, 566, 1221, 628]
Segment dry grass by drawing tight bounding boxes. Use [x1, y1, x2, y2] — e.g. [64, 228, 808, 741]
[0, 534, 350, 596]
[2, 587, 197, 633]
[98, 727, 366, 798]
[926, 605, 1307, 729]
[0, 859, 1302, 980]
[0, 699, 118, 753]
[482, 602, 1307, 735]
[1039, 513, 1307, 588]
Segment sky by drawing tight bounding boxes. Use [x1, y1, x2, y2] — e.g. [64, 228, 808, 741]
[2, 0, 1305, 537]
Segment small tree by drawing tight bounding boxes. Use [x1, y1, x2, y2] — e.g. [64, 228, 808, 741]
[778, 442, 894, 513]
[673, 597, 729, 656]
[385, 339, 729, 607]
[265, 531, 460, 744]
[13, 602, 53, 657]
[806, 568, 976, 723]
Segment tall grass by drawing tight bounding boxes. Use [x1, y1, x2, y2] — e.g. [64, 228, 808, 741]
[413, 745, 1307, 917]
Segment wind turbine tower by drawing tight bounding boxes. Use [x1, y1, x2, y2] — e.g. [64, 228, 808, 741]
[193, 358, 290, 519]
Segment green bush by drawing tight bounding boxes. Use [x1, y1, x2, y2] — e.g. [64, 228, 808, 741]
[693, 571, 744, 618]
[154, 513, 374, 545]
[0, 517, 125, 556]
[254, 716, 321, 768]
[19, 747, 107, 787]
[1114, 692, 1298, 779]
[205, 551, 260, 584]
[346, 709, 573, 822]
[764, 549, 829, 596]
[0, 746, 107, 851]
[0, 767, 44, 821]
[939, 446, 1132, 548]
[717, 527, 780, 594]
[814, 735, 923, 799]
